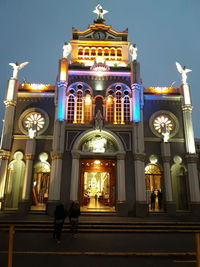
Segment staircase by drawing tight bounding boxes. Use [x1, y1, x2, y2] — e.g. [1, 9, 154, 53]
[1, 220, 200, 233]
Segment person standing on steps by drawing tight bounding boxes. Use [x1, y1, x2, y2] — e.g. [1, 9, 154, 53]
[69, 201, 80, 239]
[150, 191, 156, 210]
[53, 204, 67, 243]
[157, 190, 163, 210]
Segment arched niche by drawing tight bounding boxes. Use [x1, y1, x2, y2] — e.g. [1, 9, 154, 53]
[5, 151, 25, 209]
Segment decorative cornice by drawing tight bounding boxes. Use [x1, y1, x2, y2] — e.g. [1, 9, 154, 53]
[0, 150, 11, 160]
[51, 152, 64, 160]
[57, 81, 68, 89]
[131, 83, 142, 91]
[185, 154, 198, 163]
[25, 154, 35, 160]
[4, 100, 16, 107]
[182, 104, 193, 112]
[133, 153, 145, 162]
[71, 152, 80, 159]
[116, 153, 125, 160]
[162, 156, 171, 163]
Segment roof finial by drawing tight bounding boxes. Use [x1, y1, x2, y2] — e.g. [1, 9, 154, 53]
[93, 4, 108, 24]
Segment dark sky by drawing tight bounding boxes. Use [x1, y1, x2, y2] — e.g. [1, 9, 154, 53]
[0, 0, 200, 137]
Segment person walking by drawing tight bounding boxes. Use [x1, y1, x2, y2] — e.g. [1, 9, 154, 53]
[69, 201, 80, 238]
[53, 204, 67, 243]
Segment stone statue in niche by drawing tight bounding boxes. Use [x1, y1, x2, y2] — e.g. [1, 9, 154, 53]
[161, 125, 170, 143]
[95, 110, 103, 131]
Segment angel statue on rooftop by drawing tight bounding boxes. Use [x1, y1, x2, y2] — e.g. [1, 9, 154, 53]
[176, 62, 192, 85]
[9, 62, 29, 80]
[93, 4, 108, 22]
[63, 42, 72, 58]
[129, 44, 138, 61]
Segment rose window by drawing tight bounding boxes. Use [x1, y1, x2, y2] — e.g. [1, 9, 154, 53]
[153, 115, 174, 134]
[24, 112, 45, 131]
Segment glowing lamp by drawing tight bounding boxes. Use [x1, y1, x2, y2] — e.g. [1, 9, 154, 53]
[60, 59, 67, 81]
[85, 94, 91, 104]
[90, 57, 110, 76]
[148, 87, 174, 94]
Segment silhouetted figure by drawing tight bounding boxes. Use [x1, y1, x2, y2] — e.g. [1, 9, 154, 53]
[69, 201, 80, 238]
[53, 204, 67, 243]
[151, 191, 156, 210]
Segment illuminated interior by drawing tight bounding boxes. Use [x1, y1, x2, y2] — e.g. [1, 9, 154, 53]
[145, 164, 162, 212]
[80, 159, 116, 212]
[31, 153, 50, 211]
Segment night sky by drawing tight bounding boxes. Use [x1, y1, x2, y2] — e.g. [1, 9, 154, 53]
[0, 0, 200, 137]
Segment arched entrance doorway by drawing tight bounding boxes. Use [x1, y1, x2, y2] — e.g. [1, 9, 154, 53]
[80, 159, 116, 212]
[70, 129, 126, 213]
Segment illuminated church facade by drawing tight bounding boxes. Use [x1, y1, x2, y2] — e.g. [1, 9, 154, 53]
[0, 6, 200, 217]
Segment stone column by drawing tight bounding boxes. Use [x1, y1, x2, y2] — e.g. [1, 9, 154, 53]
[161, 143, 176, 216]
[47, 60, 68, 215]
[116, 153, 128, 216]
[132, 111, 148, 217]
[0, 79, 19, 210]
[0, 150, 11, 209]
[185, 154, 200, 216]
[182, 105, 196, 154]
[70, 153, 80, 201]
[18, 139, 36, 213]
[1, 79, 19, 150]
[49, 152, 64, 200]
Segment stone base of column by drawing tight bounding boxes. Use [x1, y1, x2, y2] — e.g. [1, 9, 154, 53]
[165, 201, 176, 217]
[116, 201, 128, 217]
[190, 202, 200, 217]
[46, 200, 61, 216]
[18, 200, 31, 214]
[136, 201, 148, 217]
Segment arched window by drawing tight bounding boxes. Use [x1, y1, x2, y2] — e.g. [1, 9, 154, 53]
[106, 95, 114, 123]
[91, 48, 96, 59]
[115, 91, 122, 124]
[67, 94, 75, 123]
[111, 48, 115, 57]
[123, 95, 130, 123]
[104, 48, 109, 59]
[76, 90, 83, 123]
[5, 151, 25, 209]
[84, 48, 89, 60]
[145, 164, 162, 212]
[32, 153, 50, 211]
[117, 49, 122, 58]
[78, 48, 83, 59]
[98, 48, 103, 56]
[84, 94, 92, 123]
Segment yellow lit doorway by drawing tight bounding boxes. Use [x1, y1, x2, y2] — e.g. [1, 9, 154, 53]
[80, 159, 116, 212]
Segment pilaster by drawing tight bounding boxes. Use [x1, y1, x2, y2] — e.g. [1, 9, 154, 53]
[0, 150, 11, 209]
[161, 142, 176, 216]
